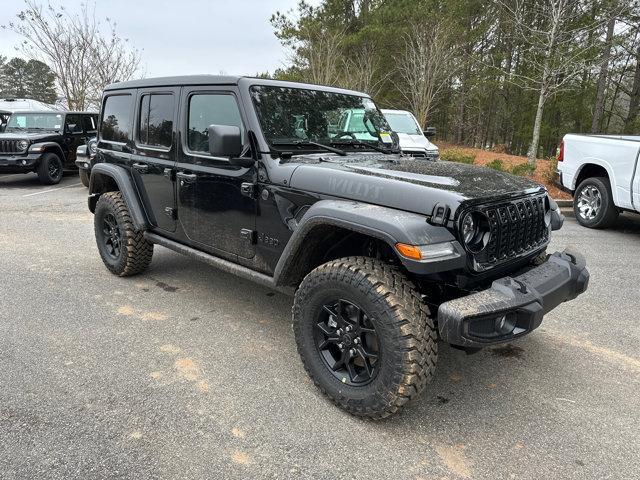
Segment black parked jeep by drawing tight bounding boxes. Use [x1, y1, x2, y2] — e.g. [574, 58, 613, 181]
[88, 76, 589, 419]
[0, 110, 98, 184]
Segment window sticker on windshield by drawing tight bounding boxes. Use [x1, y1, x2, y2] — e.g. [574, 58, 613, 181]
[54, 125, 61, 129]
[380, 132, 393, 144]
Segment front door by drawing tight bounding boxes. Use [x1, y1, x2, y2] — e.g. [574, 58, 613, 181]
[175, 87, 256, 259]
[129, 88, 179, 232]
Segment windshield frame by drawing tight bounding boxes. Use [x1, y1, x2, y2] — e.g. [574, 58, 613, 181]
[5, 112, 64, 131]
[248, 84, 399, 156]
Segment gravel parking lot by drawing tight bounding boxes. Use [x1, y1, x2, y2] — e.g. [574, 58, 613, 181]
[1, 172, 639, 480]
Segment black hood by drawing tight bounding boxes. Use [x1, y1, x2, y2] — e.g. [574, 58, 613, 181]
[288, 153, 544, 217]
[0, 130, 62, 142]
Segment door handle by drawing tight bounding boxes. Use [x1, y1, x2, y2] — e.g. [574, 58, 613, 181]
[176, 172, 197, 183]
[133, 162, 149, 173]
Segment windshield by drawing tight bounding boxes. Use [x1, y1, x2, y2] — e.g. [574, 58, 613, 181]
[383, 112, 421, 135]
[250, 85, 396, 152]
[6, 113, 63, 130]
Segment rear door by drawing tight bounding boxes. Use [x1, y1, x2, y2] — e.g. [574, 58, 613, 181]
[175, 86, 256, 259]
[130, 88, 178, 232]
[64, 113, 88, 166]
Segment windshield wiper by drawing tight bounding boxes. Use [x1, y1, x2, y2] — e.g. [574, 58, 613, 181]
[272, 140, 347, 156]
[331, 138, 394, 154]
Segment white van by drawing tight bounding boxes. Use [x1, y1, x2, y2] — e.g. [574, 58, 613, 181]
[381, 109, 439, 159]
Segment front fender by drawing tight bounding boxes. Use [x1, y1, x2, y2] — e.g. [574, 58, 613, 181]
[273, 200, 466, 286]
[29, 142, 64, 160]
[88, 163, 149, 230]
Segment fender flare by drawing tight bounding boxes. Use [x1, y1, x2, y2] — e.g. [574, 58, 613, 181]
[88, 163, 150, 230]
[273, 199, 464, 286]
[30, 142, 64, 160]
[573, 160, 617, 202]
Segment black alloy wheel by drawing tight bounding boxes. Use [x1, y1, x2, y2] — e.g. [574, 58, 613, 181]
[101, 213, 122, 260]
[314, 299, 379, 386]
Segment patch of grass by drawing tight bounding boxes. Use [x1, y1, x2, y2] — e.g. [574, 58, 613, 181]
[486, 159, 507, 172]
[511, 163, 536, 176]
[440, 149, 475, 164]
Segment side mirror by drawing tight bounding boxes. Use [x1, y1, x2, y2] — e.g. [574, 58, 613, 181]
[423, 126, 436, 138]
[208, 124, 242, 157]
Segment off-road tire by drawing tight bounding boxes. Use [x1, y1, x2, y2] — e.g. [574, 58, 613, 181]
[36, 153, 63, 185]
[292, 256, 437, 419]
[79, 168, 90, 187]
[574, 177, 618, 229]
[94, 191, 153, 276]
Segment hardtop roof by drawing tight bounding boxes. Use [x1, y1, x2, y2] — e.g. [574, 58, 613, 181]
[104, 75, 370, 97]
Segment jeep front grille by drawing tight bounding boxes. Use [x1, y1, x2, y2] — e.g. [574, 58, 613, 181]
[0, 139, 22, 154]
[471, 195, 549, 270]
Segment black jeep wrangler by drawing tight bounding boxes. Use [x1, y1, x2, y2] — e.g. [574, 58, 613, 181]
[88, 76, 589, 419]
[0, 110, 98, 184]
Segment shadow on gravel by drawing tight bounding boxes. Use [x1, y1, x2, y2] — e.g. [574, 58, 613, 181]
[0, 172, 79, 189]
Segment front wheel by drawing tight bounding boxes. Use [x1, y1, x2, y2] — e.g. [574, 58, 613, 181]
[574, 177, 618, 228]
[293, 257, 437, 419]
[79, 168, 90, 187]
[94, 191, 154, 276]
[36, 153, 63, 185]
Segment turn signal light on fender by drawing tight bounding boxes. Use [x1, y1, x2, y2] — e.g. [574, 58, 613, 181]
[395, 243, 422, 260]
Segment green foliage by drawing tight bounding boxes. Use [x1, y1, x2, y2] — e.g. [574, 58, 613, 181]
[440, 149, 475, 164]
[486, 159, 507, 172]
[0, 57, 57, 104]
[511, 163, 536, 176]
[269, 0, 640, 157]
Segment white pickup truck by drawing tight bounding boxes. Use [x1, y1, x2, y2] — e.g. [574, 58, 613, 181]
[557, 134, 640, 228]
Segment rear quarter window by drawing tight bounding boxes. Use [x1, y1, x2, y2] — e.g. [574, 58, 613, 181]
[101, 94, 133, 143]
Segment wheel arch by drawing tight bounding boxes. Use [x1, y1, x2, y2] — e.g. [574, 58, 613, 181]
[273, 200, 461, 287]
[32, 142, 65, 161]
[88, 163, 150, 230]
[574, 162, 614, 198]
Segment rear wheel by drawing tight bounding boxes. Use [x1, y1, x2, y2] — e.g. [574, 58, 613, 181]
[79, 168, 90, 187]
[36, 153, 63, 185]
[94, 191, 154, 276]
[574, 177, 618, 228]
[292, 256, 437, 419]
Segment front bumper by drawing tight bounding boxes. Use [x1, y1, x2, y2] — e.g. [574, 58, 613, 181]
[0, 153, 41, 172]
[75, 157, 93, 170]
[438, 247, 589, 347]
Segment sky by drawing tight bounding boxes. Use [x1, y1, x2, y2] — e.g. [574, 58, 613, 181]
[0, 0, 317, 78]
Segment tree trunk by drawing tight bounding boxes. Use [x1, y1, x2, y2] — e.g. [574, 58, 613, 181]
[591, 16, 616, 133]
[527, 87, 546, 166]
[624, 43, 640, 134]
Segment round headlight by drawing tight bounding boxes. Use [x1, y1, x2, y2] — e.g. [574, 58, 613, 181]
[89, 141, 97, 155]
[18, 140, 29, 151]
[461, 212, 490, 253]
[461, 213, 477, 244]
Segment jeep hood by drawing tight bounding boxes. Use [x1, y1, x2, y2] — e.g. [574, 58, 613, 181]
[287, 154, 544, 218]
[0, 131, 61, 141]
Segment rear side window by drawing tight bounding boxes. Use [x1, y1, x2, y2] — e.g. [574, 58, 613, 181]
[187, 93, 244, 154]
[83, 115, 97, 133]
[138, 93, 174, 148]
[101, 94, 133, 143]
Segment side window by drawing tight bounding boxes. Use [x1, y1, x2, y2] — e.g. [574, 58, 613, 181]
[138, 93, 174, 148]
[65, 114, 83, 134]
[100, 94, 133, 143]
[187, 93, 244, 154]
[83, 115, 96, 133]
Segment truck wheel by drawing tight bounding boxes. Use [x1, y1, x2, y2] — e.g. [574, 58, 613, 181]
[79, 169, 90, 187]
[94, 191, 153, 276]
[36, 153, 63, 185]
[574, 177, 618, 228]
[292, 256, 437, 419]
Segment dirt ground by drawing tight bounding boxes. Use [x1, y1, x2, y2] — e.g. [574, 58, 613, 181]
[439, 143, 571, 200]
